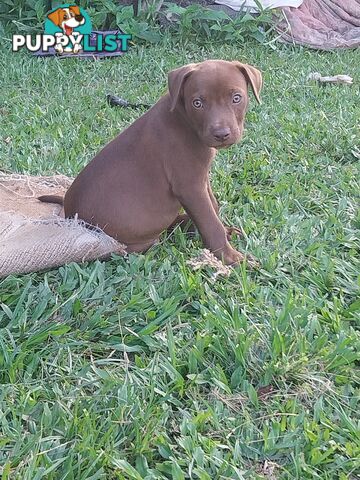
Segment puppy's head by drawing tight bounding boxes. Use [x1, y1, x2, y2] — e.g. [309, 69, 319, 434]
[47, 5, 85, 31]
[168, 60, 262, 149]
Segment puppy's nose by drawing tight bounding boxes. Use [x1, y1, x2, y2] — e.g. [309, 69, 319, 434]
[213, 127, 231, 142]
[75, 14, 84, 22]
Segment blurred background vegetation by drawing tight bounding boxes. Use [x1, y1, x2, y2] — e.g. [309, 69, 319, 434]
[0, 0, 275, 44]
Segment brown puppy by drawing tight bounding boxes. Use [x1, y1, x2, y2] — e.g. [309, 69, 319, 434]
[39, 60, 262, 265]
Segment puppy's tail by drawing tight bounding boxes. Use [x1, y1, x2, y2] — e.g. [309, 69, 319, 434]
[38, 195, 64, 205]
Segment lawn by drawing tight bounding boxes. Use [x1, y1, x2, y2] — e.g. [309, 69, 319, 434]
[0, 38, 359, 479]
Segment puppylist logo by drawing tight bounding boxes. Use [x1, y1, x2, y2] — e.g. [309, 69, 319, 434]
[12, 4, 131, 55]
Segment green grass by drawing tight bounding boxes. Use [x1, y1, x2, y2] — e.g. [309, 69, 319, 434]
[0, 39, 359, 479]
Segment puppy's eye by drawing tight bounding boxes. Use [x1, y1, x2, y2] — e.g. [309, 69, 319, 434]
[232, 94, 242, 104]
[192, 99, 203, 109]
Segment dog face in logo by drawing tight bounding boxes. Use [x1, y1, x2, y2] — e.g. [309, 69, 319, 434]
[47, 5, 85, 54]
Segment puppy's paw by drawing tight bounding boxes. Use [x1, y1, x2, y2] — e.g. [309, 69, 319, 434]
[73, 44, 82, 54]
[55, 44, 64, 54]
[220, 246, 244, 266]
[222, 247, 259, 269]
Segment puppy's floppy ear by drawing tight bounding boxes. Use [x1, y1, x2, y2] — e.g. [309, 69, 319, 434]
[69, 5, 81, 16]
[233, 62, 262, 104]
[168, 63, 198, 112]
[47, 8, 63, 26]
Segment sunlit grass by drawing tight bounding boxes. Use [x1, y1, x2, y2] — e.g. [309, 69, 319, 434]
[0, 40, 359, 479]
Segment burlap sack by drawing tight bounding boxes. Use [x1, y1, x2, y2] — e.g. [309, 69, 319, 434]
[0, 173, 126, 277]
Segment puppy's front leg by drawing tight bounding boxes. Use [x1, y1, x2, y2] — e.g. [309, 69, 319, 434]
[177, 187, 245, 265]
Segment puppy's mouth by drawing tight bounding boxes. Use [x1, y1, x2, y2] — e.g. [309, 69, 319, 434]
[206, 138, 239, 149]
[64, 25, 73, 35]
[214, 141, 236, 149]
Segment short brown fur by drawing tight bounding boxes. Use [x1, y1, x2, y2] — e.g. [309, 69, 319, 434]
[39, 60, 262, 265]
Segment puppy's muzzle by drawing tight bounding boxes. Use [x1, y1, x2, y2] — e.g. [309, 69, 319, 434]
[212, 127, 231, 143]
